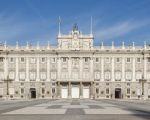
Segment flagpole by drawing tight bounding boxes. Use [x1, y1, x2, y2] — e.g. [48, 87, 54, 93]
[90, 16, 93, 35]
[59, 16, 61, 36]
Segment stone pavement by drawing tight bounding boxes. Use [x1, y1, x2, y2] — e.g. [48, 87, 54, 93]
[2, 99, 150, 115]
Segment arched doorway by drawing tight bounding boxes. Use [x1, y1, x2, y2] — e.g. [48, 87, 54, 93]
[115, 88, 121, 99]
[30, 88, 36, 99]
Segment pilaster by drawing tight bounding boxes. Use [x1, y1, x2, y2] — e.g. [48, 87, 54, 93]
[111, 57, 114, 81]
[122, 57, 125, 82]
[132, 57, 136, 81]
[15, 57, 19, 81]
[26, 57, 29, 81]
[47, 57, 50, 81]
[36, 56, 40, 81]
[101, 57, 104, 81]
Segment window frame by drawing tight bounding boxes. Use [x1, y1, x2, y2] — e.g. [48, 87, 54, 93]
[126, 58, 131, 63]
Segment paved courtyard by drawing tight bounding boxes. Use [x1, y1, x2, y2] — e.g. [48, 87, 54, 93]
[0, 99, 150, 120]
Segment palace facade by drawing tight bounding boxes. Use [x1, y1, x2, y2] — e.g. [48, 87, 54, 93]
[0, 24, 150, 100]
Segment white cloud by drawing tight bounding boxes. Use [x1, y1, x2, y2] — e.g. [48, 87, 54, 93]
[94, 19, 150, 40]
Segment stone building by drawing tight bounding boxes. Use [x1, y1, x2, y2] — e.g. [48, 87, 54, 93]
[0, 24, 150, 100]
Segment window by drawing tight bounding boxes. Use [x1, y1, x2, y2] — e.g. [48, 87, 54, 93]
[0, 88, 3, 95]
[51, 72, 57, 79]
[147, 72, 150, 79]
[40, 72, 46, 80]
[136, 72, 142, 80]
[19, 72, 25, 80]
[116, 58, 120, 63]
[115, 72, 121, 80]
[148, 89, 150, 95]
[72, 72, 78, 79]
[21, 88, 24, 94]
[0, 72, 4, 80]
[20, 57, 25, 63]
[30, 72, 36, 80]
[125, 72, 132, 80]
[95, 58, 99, 62]
[105, 57, 110, 63]
[61, 72, 68, 79]
[137, 58, 141, 63]
[52, 82, 55, 86]
[137, 89, 141, 96]
[127, 88, 130, 94]
[30, 58, 36, 63]
[105, 72, 111, 80]
[0, 57, 3, 62]
[42, 88, 45, 94]
[84, 58, 88, 62]
[106, 88, 109, 94]
[52, 88, 55, 94]
[52, 58, 56, 63]
[9, 88, 14, 95]
[83, 72, 89, 79]
[41, 57, 46, 63]
[9, 58, 14, 63]
[62, 58, 67, 62]
[126, 58, 131, 63]
[96, 88, 99, 94]
[94, 72, 100, 80]
[9, 71, 15, 79]
[148, 57, 150, 62]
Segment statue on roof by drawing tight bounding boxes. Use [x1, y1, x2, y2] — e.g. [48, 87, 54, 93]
[73, 23, 78, 31]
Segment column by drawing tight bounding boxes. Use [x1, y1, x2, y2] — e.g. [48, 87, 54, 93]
[122, 57, 125, 82]
[90, 58, 93, 81]
[57, 82, 60, 98]
[144, 57, 147, 79]
[80, 82, 83, 98]
[36, 56, 40, 81]
[57, 57, 61, 80]
[15, 57, 19, 81]
[4, 56, 8, 79]
[26, 57, 29, 81]
[132, 57, 136, 82]
[68, 82, 71, 98]
[79, 57, 83, 80]
[111, 57, 114, 81]
[47, 57, 50, 81]
[101, 57, 104, 81]
[68, 57, 71, 79]
[90, 82, 94, 99]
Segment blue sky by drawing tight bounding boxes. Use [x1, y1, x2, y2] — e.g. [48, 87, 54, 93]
[0, 0, 150, 46]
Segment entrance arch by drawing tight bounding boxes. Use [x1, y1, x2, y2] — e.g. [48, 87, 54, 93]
[115, 88, 121, 99]
[30, 88, 36, 99]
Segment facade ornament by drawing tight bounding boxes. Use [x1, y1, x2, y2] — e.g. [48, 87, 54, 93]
[26, 41, 29, 49]
[47, 41, 50, 49]
[112, 41, 114, 49]
[16, 41, 19, 49]
[101, 41, 104, 49]
[37, 41, 39, 49]
[73, 23, 78, 31]
[132, 42, 135, 49]
[122, 41, 125, 49]
[144, 41, 146, 50]
[4, 41, 7, 49]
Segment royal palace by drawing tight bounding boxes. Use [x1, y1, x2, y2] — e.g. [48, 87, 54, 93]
[0, 24, 150, 100]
